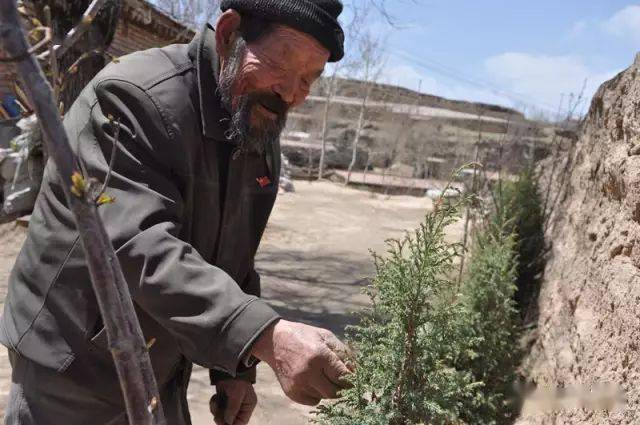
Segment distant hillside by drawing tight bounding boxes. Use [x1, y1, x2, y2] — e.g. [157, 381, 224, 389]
[311, 77, 526, 122]
[286, 76, 557, 180]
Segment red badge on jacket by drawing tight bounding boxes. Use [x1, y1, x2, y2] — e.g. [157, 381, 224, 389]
[256, 176, 271, 188]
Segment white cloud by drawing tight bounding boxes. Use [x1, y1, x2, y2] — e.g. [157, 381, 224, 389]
[484, 53, 617, 115]
[380, 62, 516, 110]
[603, 5, 640, 44]
[567, 6, 640, 44]
[381, 63, 439, 93]
[376, 53, 620, 119]
[372, 5, 636, 118]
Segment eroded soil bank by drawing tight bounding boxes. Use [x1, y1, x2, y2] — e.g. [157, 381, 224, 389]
[517, 55, 640, 424]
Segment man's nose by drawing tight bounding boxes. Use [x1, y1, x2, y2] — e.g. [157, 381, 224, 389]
[273, 78, 298, 105]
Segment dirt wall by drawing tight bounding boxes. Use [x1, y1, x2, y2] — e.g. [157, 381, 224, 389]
[517, 54, 640, 424]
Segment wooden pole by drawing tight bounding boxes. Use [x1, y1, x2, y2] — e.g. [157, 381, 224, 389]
[0, 2, 166, 424]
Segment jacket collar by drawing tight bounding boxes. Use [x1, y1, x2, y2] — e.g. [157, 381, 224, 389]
[188, 24, 232, 142]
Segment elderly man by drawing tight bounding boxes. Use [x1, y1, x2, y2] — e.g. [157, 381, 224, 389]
[0, 1, 350, 424]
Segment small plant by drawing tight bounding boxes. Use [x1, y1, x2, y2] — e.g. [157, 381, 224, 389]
[316, 170, 535, 424]
[499, 169, 546, 322]
[315, 194, 486, 425]
[457, 215, 520, 423]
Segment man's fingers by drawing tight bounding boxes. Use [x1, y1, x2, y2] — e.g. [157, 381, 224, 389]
[223, 389, 243, 425]
[234, 388, 257, 424]
[319, 331, 355, 371]
[291, 387, 322, 406]
[210, 394, 225, 425]
[322, 351, 352, 389]
[234, 405, 255, 425]
[234, 409, 253, 425]
[298, 396, 322, 406]
[312, 374, 341, 399]
[319, 331, 346, 352]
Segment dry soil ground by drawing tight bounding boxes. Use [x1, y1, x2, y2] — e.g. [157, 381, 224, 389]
[0, 180, 462, 424]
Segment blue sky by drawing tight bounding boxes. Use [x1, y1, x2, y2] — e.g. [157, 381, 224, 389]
[351, 0, 640, 117]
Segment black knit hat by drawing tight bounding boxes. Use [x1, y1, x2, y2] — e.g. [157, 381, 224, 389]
[220, 0, 345, 62]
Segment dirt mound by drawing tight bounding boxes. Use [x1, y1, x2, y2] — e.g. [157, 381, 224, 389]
[517, 54, 640, 424]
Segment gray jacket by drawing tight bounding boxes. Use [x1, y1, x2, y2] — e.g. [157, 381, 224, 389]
[0, 24, 280, 396]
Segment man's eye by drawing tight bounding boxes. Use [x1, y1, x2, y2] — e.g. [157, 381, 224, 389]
[264, 56, 286, 73]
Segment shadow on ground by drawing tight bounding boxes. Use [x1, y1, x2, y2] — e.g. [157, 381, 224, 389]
[257, 247, 372, 337]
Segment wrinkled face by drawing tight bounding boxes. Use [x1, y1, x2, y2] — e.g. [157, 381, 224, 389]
[218, 24, 329, 153]
[234, 25, 329, 109]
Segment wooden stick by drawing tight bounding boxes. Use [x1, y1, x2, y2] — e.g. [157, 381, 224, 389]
[0, 2, 166, 424]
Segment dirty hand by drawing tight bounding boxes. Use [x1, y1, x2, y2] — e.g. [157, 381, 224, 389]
[210, 379, 257, 425]
[250, 319, 353, 406]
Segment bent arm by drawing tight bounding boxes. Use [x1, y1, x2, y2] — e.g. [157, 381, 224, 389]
[72, 78, 279, 375]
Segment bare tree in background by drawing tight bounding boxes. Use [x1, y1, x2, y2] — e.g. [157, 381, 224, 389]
[345, 31, 385, 185]
[365, 0, 414, 27]
[154, 0, 219, 27]
[154, 0, 402, 29]
[317, 0, 368, 180]
[379, 81, 422, 186]
[316, 68, 339, 179]
[541, 87, 585, 233]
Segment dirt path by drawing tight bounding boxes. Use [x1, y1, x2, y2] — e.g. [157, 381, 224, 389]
[0, 181, 459, 424]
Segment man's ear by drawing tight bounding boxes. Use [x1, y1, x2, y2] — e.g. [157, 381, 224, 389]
[215, 9, 242, 59]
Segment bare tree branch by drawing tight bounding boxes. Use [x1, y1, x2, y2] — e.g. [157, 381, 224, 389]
[0, 25, 51, 62]
[345, 87, 370, 185]
[347, 0, 419, 29]
[345, 31, 386, 185]
[316, 2, 366, 180]
[44, 6, 60, 110]
[317, 71, 337, 180]
[155, 0, 220, 28]
[55, 0, 110, 58]
[541, 81, 586, 228]
[0, 2, 166, 424]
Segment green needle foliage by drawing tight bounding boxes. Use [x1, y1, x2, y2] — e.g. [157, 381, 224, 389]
[458, 213, 520, 423]
[499, 169, 546, 322]
[315, 195, 486, 425]
[316, 169, 540, 424]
